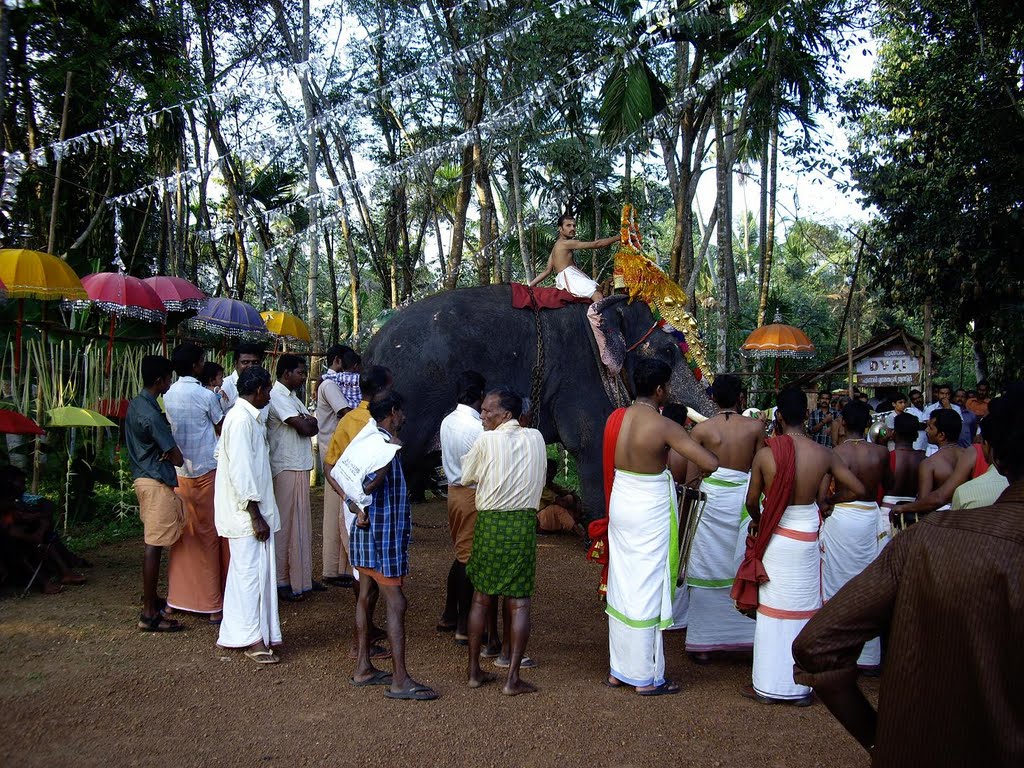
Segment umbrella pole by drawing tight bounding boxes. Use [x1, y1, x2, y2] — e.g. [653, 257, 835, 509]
[15, 299, 22, 376]
[106, 315, 114, 376]
[161, 323, 167, 356]
[774, 358, 780, 392]
[31, 309, 47, 493]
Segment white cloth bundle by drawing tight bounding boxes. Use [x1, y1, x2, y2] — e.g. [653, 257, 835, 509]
[330, 419, 401, 508]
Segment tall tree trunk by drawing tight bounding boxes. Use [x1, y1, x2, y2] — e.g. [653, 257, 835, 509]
[713, 95, 733, 369]
[472, 139, 492, 285]
[445, 145, 474, 289]
[507, 147, 531, 280]
[757, 114, 779, 327]
[324, 231, 339, 342]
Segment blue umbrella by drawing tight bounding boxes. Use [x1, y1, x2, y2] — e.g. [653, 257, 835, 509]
[185, 297, 269, 341]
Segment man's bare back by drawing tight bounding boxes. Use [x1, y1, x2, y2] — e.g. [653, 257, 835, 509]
[615, 404, 718, 477]
[834, 440, 890, 502]
[889, 447, 924, 497]
[691, 412, 765, 473]
[747, 435, 866, 518]
[918, 446, 970, 497]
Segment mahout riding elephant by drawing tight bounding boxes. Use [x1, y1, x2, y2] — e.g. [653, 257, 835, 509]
[364, 284, 714, 517]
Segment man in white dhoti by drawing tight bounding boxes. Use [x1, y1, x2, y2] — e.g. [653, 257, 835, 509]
[604, 359, 718, 695]
[528, 214, 618, 301]
[685, 374, 763, 663]
[820, 400, 892, 671]
[735, 388, 863, 706]
[215, 366, 282, 664]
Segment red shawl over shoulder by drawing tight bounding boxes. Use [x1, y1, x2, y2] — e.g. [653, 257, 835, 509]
[730, 434, 796, 612]
[585, 407, 627, 600]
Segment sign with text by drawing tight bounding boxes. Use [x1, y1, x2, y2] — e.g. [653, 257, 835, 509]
[855, 346, 921, 386]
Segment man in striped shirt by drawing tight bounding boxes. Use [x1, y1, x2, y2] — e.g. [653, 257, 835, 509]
[463, 387, 546, 696]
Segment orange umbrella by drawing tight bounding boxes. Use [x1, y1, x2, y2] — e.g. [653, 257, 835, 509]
[741, 310, 815, 390]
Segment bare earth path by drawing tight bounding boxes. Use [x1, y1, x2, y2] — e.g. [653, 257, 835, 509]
[0, 492, 871, 767]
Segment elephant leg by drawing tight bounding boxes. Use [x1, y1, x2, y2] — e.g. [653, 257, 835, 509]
[554, 408, 608, 522]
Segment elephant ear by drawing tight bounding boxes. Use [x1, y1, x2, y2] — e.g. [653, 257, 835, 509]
[592, 295, 629, 374]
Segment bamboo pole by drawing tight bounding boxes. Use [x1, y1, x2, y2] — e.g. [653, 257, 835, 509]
[47, 71, 72, 254]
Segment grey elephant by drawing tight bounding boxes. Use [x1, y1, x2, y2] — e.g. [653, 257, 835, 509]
[364, 285, 714, 517]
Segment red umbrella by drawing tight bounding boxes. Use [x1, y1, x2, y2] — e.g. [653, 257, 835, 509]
[0, 409, 45, 435]
[72, 273, 167, 374]
[142, 276, 207, 312]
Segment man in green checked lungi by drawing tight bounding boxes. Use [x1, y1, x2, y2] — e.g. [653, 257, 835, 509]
[462, 387, 546, 696]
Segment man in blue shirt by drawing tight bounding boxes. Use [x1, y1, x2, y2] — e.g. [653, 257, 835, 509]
[348, 391, 438, 701]
[125, 355, 185, 632]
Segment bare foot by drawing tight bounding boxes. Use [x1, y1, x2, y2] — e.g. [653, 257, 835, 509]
[41, 580, 63, 595]
[501, 679, 538, 696]
[467, 672, 497, 689]
[60, 572, 86, 586]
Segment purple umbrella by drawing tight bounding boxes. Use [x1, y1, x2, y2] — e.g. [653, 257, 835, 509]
[185, 297, 269, 341]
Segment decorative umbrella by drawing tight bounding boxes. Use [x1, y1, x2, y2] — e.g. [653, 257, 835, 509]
[70, 273, 167, 375]
[47, 406, 117, 429]
[0, 409, 45, 435]
[143, 276, 207, 312]
[186, 297, 269, 342]
[0, 248, 87, 373]
[142, 276, 207, 354]
[261, 310, 312, 350]
[741, 309, 816, 391]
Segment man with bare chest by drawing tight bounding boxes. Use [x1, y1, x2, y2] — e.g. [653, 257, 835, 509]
[820, 400, 892, 671]
[683, 374, 764, 663]
[893, 409, 974, 525]
[735, 388, 864, 705]
[528, 215, 619, 302]
[604, 359, 718, 695]
[882, 413, 925, 527]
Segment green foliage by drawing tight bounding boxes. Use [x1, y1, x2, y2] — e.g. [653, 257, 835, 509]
[844, 0, 1024, 380]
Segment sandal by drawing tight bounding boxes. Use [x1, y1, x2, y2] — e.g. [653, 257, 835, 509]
[636, 680, 681, 696]
[244, 648, 280, 665]
[138, 613, 185, 633]
[347, 642, 392, 660]
[384, 683, 439, 701]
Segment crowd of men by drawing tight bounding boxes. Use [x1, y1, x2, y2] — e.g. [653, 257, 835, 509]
[119, 340, 1021, 759]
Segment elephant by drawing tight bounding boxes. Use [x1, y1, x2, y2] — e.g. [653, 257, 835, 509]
[364, 284, 715, 518]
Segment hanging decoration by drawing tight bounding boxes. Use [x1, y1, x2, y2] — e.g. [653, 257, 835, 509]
[613, 204, 712, 383]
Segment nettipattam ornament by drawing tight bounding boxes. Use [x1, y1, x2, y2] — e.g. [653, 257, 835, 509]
[612, 204, 712, 383]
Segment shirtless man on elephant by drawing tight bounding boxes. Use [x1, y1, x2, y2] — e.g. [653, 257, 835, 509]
[529, 214, 619, 302]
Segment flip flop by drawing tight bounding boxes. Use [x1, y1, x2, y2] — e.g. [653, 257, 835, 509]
[494, 655, 536, 669]
[138, 613, 185, 633]
[480, 646, 501, 659]
[436, 621, 457, 633]
[244, 648, 280, 665]
[604, 677, 626, 689]
[636, 680, 681, 696]
[350, 669, 393, 687]
[384, 684, 439, 701]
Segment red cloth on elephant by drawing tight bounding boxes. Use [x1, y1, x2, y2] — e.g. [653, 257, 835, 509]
[730, 434, 797, 612]
[510, 283, 590, 310]
[586, 408, 627, 600]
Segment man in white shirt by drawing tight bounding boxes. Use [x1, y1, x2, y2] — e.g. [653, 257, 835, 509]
[923, 383, 963, 456]
[462, 388, 546, 696]
[215, 365, 281, 664]
[906, 389, 930, 452]
[316, 344, 356, 587]
[220, 343, 265, 411]
[163, 343, 226, 622]
[267, 354, 319, 601]
[438, 371, 485, 643]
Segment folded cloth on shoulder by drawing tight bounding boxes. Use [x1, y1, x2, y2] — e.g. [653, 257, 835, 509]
[510, 283, 590, 310]
[331, 419, 401, 508]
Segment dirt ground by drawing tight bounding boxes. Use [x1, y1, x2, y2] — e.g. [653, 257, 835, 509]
[0, 491, 873, 768]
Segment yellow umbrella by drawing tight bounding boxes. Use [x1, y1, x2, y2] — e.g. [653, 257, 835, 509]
[0, 248, 87, 300]
[0, 248, 88, 374]
[260, 310, 312, 343]
[47, 406, 117, 429]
